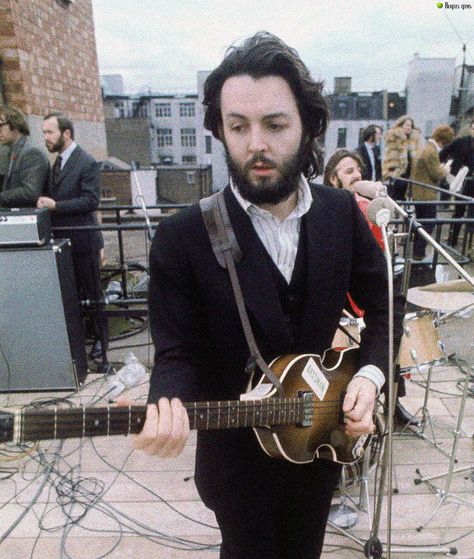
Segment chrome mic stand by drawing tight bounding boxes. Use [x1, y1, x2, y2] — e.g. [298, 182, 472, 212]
[328, 207, 455, 556]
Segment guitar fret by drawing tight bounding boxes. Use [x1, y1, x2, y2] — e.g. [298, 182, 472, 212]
[217, 401, 220, 430]
[206, 402, 209, 430]
[227, 401, 231, 429]
[107, 406, 110, 437]
[128, 405, 132, 435]
[82, 406, 86, 438]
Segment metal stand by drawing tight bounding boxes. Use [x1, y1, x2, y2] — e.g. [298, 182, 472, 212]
[397, 363, 451, 458]
[414, 357, 474, 532]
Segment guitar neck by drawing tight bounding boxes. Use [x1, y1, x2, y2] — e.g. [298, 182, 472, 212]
[2, 397, 309, 444]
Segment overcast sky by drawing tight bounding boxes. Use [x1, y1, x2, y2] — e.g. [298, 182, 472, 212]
[91, 0, 474, 95]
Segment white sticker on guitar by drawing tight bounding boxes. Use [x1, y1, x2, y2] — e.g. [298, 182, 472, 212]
[301, 358, 329, 401]
[240, 384, 273, 401]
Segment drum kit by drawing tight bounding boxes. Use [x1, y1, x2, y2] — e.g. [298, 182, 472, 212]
[329, 277, 474, 539]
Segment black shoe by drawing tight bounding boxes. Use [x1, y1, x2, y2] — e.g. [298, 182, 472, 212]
[89, 340, 102, 360]
[394, 401, 420, 427]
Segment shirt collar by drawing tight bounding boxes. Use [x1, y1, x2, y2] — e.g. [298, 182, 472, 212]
[230, 174, 313, 220]
[59, 141, 77, 165]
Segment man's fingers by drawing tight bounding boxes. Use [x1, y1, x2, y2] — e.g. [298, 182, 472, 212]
[133, 399, 189, 458]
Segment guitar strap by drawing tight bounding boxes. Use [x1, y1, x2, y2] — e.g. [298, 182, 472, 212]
[199, 190, 284, 396]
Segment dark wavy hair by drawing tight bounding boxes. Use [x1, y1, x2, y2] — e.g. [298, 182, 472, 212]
[323, 149, 363, 187]
[361, 124, 382, 143]
[0, 105, 30, 135]
[203, 31, 328, 179]
[44, 112, 75, 140]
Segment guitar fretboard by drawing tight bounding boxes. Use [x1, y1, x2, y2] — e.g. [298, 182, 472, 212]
[11, 398, 309, 444]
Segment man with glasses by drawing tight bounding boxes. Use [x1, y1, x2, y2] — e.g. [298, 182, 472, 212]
[0, 105, 49, 208]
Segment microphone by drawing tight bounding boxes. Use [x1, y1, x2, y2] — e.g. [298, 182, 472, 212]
[351, 181, 387, 199]
[367, 196, 395, 227]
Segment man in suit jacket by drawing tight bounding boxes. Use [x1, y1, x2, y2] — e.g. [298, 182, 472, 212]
[0, 105, 49, 208]
[135, 33, 403, 559]
[439, 118, 474, 246]
[355, 124, 383, 182]
[411, 125, 454, 258]
[37, 114, 108, 367]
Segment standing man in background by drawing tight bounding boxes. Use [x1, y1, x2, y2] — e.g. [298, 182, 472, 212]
[356, 124, 383, 182]
[37, 113, 108, 368]
[0, 105, 49, 208]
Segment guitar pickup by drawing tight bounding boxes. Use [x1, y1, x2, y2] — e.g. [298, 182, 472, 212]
[297, 391, 314, 427]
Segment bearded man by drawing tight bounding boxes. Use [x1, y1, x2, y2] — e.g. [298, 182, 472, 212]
[135, 32, 403, 559]
[37, 114, 108, 367]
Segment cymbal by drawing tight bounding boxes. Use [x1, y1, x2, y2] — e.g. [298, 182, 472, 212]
[420, 278, 474, 293]
[407, 286, 474, 310]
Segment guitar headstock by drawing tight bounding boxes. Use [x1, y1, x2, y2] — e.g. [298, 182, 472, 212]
[0, 410, 14, 443]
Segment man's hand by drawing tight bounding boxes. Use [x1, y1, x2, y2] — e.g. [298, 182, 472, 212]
[37, 196, 56, 210]
[342, 377, 377, 437]
[133, 397, 190, 458]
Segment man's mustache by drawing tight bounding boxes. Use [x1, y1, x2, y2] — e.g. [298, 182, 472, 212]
[245, 153, 276, 172]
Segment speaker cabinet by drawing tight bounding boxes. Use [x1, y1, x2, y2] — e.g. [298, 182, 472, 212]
[0, 240, 87, 391]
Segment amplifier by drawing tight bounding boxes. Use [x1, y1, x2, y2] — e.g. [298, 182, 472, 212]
[0, 208, 51, 246]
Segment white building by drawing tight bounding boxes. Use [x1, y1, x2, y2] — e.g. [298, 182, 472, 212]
[406, 54, 456, 138]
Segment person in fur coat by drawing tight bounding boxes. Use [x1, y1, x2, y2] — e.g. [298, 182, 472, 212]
[382, 115, 421, 200]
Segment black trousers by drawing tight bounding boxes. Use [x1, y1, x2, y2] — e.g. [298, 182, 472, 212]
[196, 430, 342, 559]
[450, 177, 474, 246]
[413, 202, 437, 258]
[72, 250, 108, 349]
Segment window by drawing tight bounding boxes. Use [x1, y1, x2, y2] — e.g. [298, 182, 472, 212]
[334, 101, 349, 119]
[157, 128, 173, 147]
[337, 128, 347, 148]
[179, 102, 195, 117]
[182, 155, 197, 165]
[356, 99, 370, 119]
[181, 128, 196, 147]
[205, 135, 212, 154]
[156, 103, 171, 117]
[114, 102, 125, 118]
[186, 171, 196, 185]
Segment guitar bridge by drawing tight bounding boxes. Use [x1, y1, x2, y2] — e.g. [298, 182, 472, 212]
[297, 391, 314, 427]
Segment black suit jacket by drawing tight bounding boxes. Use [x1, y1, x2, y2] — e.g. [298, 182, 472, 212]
[356, 143, 382, 181]
[439, 135, 474, 177]
[47, 145, 102, 253]
[147, 184, 403, 507]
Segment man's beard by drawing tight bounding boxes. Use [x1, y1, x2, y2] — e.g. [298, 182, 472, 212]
[47, 134, 65, 153]
[225, 140, 307, 205]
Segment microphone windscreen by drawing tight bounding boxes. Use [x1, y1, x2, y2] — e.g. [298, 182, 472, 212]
[351, 181, 387, 199]
[367, 197, 393, 225]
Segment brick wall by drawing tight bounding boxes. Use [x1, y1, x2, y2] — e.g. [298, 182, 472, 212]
[0, 0, 107, 158]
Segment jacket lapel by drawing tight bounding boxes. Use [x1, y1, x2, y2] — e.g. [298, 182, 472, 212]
[298, 188, 338, 351]
[223, 187, 291, 357]
[2, 136, 26, 189]
[55, 145, 81, 186]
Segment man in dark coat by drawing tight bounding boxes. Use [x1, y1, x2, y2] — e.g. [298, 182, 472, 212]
[135, 33, 403, 559]
[439, 118, 474, 246]
[0, 105, 49, 208]
[37, 114, 108, 366]
[356, 124, 383, 182]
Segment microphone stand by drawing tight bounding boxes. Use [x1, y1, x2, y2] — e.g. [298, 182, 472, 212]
[130, 162, 154, 242]
[328, 205, 456, 556]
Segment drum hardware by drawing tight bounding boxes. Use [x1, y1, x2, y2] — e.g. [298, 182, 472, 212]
[329, 412, 385, 531]
[413, 357, 474, 532]
[396, 311, 454, 458]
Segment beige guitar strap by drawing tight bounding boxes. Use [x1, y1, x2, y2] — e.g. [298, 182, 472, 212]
[199, 190, 284, 396]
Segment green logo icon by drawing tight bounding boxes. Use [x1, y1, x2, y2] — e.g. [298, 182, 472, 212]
[437, 2, 443, 7]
